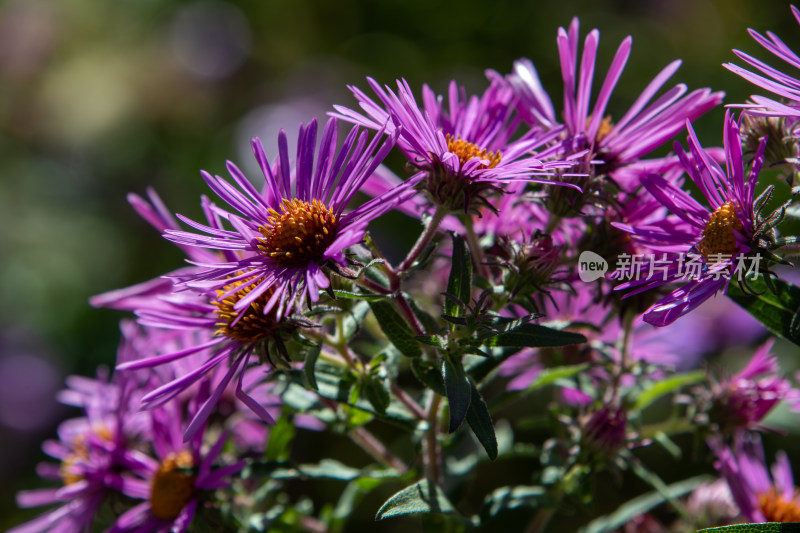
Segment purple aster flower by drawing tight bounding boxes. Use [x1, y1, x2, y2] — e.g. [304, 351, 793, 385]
[93, 119, 413, 440]
[92, 201, 281, 441]
[723, 6, 800, 173]
[10, 325, 150, 533]
[707, 339, 798, 432]
[107, 405, 244, 533]
[332, 74, 584, 212]
[613, 112, 765, 326]
[165, 117, 415, 319]
[724, 6, 800, 120]
[712, 432, 800, 523]
[509, 17, 723, 182]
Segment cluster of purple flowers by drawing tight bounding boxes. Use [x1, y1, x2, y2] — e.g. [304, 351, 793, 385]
[13, 7, 800, 531]
[11, 322, 247, 533]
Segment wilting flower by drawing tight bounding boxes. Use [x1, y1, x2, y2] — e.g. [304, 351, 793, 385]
[333, 74, 583, 212]
[508, 16, 722, 203]
[712, 433, 800, 523]
[613, 112, 764, 326]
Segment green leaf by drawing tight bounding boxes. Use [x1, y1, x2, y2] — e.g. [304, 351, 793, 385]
[287, 366, 418, 430]
[369, 300, 422, 358]
[480, 485, 549, 521]
[443, 357, 471, 432]
[375, 479, 455, 520]
[633, 370, 705, 411]
[302, 342, 322, 391]
[578, 475, 710, 533]
[342, 300, 370, 338]
[698, 524, 800, 532]
[264, 415, 296, 461]
[445, 233, 472, 318]
[465, 381, 497, 460]
[363, 376, 391, 414]
[331, 289, 391, 301]
[409, 298, 441, 335]
[728, 275, 800, 347]
[411, 358, 446, 396]
[483, 323, 587, 348]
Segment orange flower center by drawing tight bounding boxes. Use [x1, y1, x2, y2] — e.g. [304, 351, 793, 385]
[445, 135, 501, 170]
[150, 450, 196, 521]
[595, 116, 614, 144]
[698, 201, 743, 261]
[256, 198, 337, 267]
[214, 276, 278, 344]
[758, 487, 800, 523]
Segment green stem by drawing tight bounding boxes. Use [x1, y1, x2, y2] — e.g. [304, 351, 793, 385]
[349, 426, 408, 473]
[525, 507, 555, 533]
[423, 393, 443, 487]
[462, 214, 489, 280]
[398, 208, 446, 273]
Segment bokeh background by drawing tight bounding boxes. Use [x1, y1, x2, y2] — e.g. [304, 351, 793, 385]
[2, 0, 800, 529]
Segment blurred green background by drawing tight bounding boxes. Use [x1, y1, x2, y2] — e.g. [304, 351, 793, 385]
[2, 0, 798, 529]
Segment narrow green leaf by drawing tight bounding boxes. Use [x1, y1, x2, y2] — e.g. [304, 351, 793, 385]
[480, 485, 549, 521]
[466, 381, 497, 460]
[375, 479, 455, 520]
[303, 342, 322, 391]
[699, 524, 800, 532]
[369, 300, 423, 358]
[443, 357, 471, 432]
[363, 376, 391, 414]
[416, 335, 447, 348]
[411, 358, 446, 396]
[285, 367, 418, 430]
[483, 323, 587, 348]
[633, 370, 705, 411]
[264, 415, 296, 461]
[578, 475, 710, 533]
[331, 289, 392, 301]
[728, 275, 800, 347]
[445, 233, 472, 318]
[409, 298, 441, 335]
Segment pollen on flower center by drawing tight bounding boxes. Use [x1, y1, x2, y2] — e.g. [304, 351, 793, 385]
[698, 201, 743, 260]
[214, 276, 278, 344]
[256, 198, 337, 267]
[445, 134, 502, 170]
[595, 116, 615, 144]
[150, 450, 195, 521]
[758, 487, 800, 523]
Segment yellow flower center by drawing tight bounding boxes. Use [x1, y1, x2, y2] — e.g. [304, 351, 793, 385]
[445, 134, 501, 170]
[758, 487, 800, 523]
[595, 116, 614, 144]
[150, 450, 196, 521]
[214, 276, 278, 344]
[698, 201, 743, 261]
[59, 426, 112, 485]
[256, 198, 337, 267]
